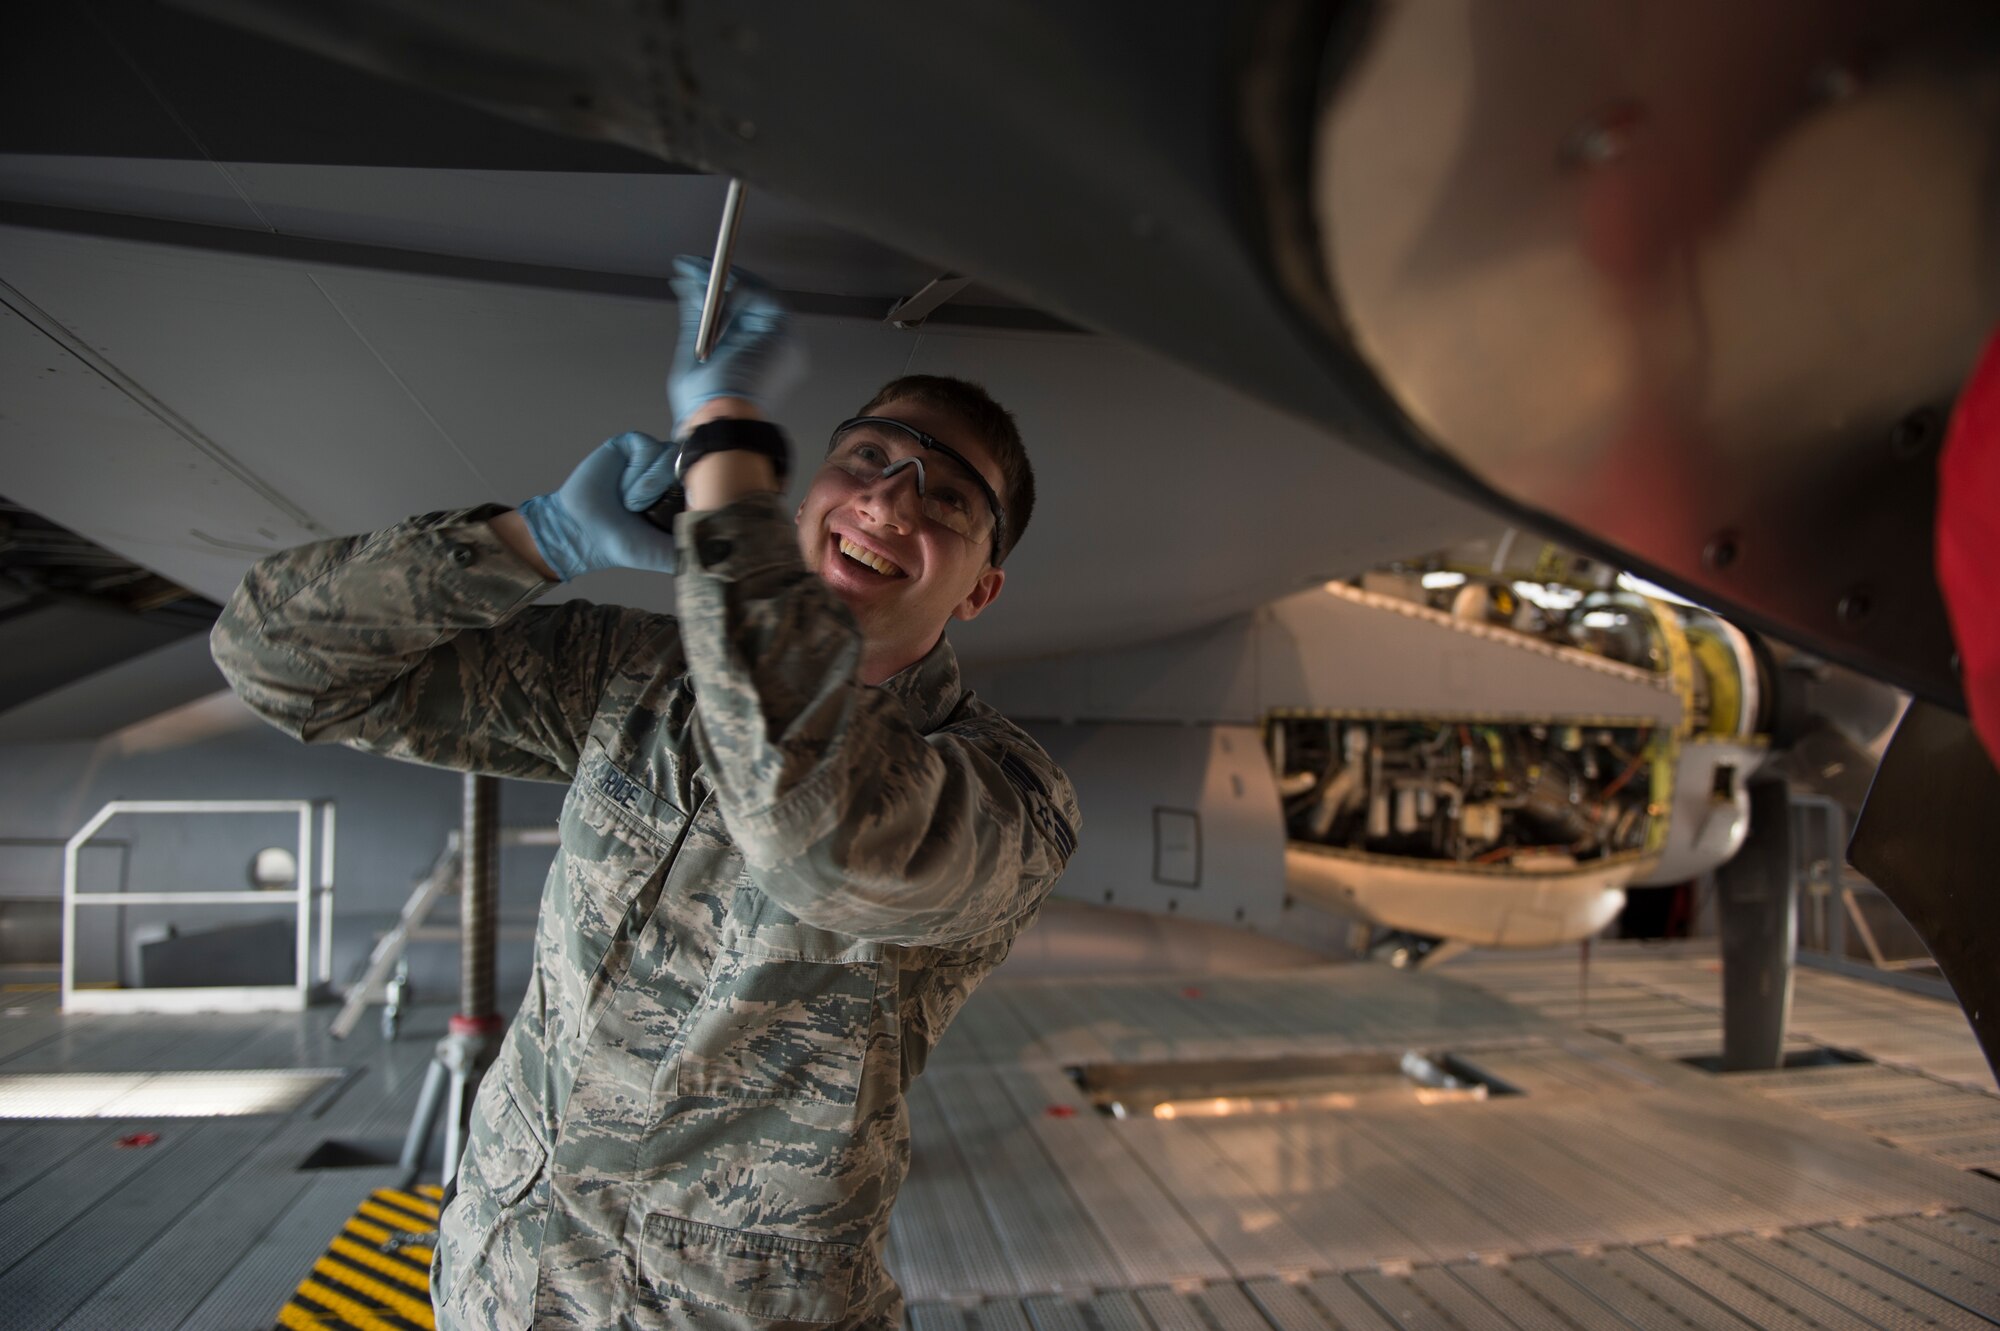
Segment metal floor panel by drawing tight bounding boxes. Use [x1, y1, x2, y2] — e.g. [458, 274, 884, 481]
[1343, 1107, 1628, 1257]
[1440, 1262, 1594, 1331]
[1192, 1113, 1441, 1272]
[1908, 1138, 2000, 1171]
[1800, 1225, 2000, 1330]
[896, 952, 1999, 1321]
[127, 1019, 299, 1073]
[1404, 1267, 1522, 1331]
[1545, 1248, 1748, 1331]
[1868, 1104, 2000, 1137]
[892, 1078, 1023, 1302]
[1815, 1221, 2000, 1320]
[966, 1299, 1033, 1331]
[995, 1060, 1090, 1115]
[1344, 1270, 1465, 1330]
[1332, 1271, 1462, 1331]
[1448, 945, 1997, 1094]
[1, 1019, 211, 1074]
[4, 1116, 285, 1331]
[1672, 1238, 1893, 1331]
[990, 1068, 1230, 1287]
[0, 1118, 121, 1207]
[1021, 1293, 1092, 1331]
[1902, 1209, 2000, 1264]
[1568, 1094, 1890, 1222]
[0, 986, 61, 1010]
[53, 1146, 320, 1331]
[0, 1025, 61, 1067]
[0, 949, 1991, 1330]
[0, 1008, 64, 1064]
[1742, 1063, 2000, 1171]
[927, 1066, 1124, 1296]
[353, 1051, 445, 1140]
[1570, 1086, 1992, 1218]
[907, 1306, 966, 1331]
[1402, 1106, 1682, 1248]
[1725, 1230, 1993, 1331]
[1243, 1276, 1349, 1330]
[1497, 1103, 1775, 1239]
[1081, 1289, 1152, 1331]
[1108, 1117, 1331, 1276]
[0, 1068, 342, 1118]
[1455, 1041, 1662, 1097]
[995, 968, 1547, 1070]
[0, 1118, 232, 1274]
[1781, 1081, 1984, 1115]
[1134, 1285, 1210, 1331]
[205, 1019, 347, 1074]
[1200, 1103, 1512, 1263]
[1507, 1256, 1656, 1330]
[998, 983, 1120, 1066]
[1726, 1062, 1920, 1091]
[943, 983, 1044, 1069]
[177, 1168, 407, 1331]
[1198, 1280, 1297, 1331]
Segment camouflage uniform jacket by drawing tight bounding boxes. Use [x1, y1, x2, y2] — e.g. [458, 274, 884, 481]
[211, 494, 1080, 1330]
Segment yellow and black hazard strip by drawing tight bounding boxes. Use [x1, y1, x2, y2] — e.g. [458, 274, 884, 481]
[274, 1184, 443, 1331]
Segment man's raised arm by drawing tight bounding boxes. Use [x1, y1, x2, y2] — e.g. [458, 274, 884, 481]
[679, 496, 1078, 948]
[660, 262, 1079, 948]
[211, 502, 669, 783]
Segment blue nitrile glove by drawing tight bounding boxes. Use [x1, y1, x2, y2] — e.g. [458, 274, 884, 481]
[517, 431, 681, 580]
[666, 255, 804, 426]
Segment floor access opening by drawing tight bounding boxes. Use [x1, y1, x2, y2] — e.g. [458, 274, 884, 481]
[1068, 1050, 1519, 1119]
[1680, 1046, 1873, 1075]
[298, 1136, 443, 1172]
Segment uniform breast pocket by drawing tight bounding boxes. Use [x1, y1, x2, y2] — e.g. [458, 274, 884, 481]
[554, 769, 681, 977]
[675, 950, 878, 1107]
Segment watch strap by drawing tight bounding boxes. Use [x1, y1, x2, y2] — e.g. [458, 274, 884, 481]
[674, 417, 792, 486]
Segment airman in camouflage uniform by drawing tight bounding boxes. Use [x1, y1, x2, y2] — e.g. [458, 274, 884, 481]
[211, 268, 1077, 1329]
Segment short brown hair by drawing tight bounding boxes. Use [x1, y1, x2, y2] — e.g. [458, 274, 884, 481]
[854, 374, 1034, 564]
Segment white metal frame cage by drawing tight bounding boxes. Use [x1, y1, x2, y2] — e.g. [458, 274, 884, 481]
[62, 800, 336, 1014]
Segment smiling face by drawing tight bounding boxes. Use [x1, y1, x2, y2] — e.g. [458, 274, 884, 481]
[796, 397, 1007, 682]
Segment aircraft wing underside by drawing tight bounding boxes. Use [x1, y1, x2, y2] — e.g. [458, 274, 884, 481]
[164, 0, 2000, 707]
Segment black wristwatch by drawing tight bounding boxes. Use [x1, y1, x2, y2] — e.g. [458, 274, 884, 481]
[674, 416, 792, 487]
[641, 417, 791, 535]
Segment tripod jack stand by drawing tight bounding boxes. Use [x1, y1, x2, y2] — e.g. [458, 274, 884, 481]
[398, 774, 503, 1191]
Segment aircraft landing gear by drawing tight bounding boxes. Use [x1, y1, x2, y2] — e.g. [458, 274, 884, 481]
[1716, 777, 1795, 1071]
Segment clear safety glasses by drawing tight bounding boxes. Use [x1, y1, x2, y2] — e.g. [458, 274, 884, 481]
[824, 416, 1009, 565]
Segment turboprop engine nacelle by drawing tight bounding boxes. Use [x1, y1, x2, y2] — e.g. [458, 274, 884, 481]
[975, 572, 1770, 953]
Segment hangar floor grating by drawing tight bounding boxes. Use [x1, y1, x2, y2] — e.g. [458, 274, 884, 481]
[1447, 946, 1997, 1092]
[0, 944, 1993, 1328]
[1445, 944, 2000, 1177]
[907, 1214, 2000, 1331]
[890, 952, 1999, 1318]
[0, 1069, 343, 1119]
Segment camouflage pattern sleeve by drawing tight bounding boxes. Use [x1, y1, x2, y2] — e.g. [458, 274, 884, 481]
[211, 505, 675, 783]
[674, 494, 1080, 948]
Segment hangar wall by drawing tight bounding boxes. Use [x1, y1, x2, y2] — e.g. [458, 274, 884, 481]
[0, 717, 558, 999]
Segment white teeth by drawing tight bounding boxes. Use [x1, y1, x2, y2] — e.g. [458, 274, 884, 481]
[839, 536, 905, 578]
